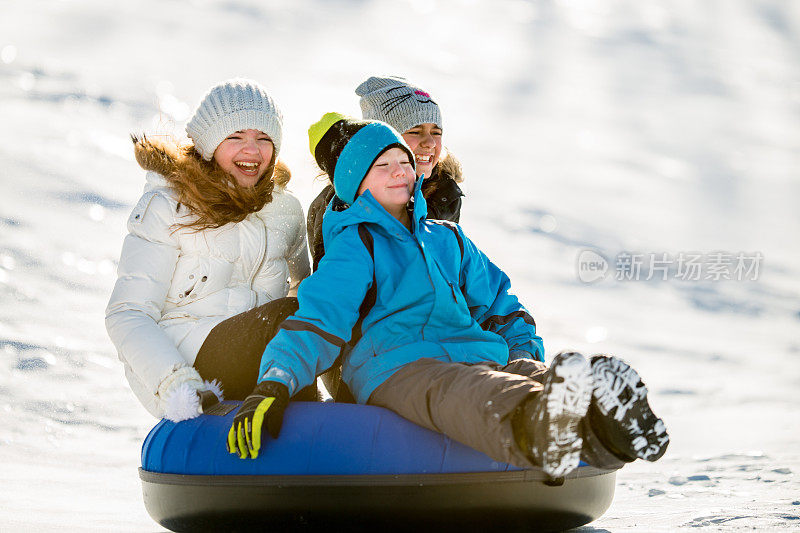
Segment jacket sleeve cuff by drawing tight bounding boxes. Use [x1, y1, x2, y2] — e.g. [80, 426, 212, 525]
[156, 365, 204, 417]
[258, 364, 298, 396]
[157, 365, 203, 398]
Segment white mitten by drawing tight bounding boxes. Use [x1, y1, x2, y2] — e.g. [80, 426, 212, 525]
[158, 366, 224, 422]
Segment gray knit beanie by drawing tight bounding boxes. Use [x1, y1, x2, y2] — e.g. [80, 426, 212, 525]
[355, 76, 442, 134]
[186, 78, 283, 161]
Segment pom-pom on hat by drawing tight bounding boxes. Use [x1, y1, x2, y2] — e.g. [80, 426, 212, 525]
[308, 112, 415, 205]
[186, 78, 283, 161]
[355, 75, 442, 135]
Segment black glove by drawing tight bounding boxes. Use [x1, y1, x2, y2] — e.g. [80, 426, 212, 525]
[227, 381, 289, 459]
[508, 350, 534, 362]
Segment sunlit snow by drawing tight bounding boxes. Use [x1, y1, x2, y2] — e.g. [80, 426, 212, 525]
[1, 1, 798, 531]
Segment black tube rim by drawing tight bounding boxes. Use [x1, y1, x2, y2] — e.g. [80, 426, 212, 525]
[139, 465, 616, 487]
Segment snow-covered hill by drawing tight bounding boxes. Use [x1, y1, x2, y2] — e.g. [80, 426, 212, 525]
[1, 1, 798, 530]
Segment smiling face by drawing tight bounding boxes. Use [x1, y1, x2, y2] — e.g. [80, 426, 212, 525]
[357, 147, 416, 220]
[401, 123, 442, 179]
[212, 129, 274, 188]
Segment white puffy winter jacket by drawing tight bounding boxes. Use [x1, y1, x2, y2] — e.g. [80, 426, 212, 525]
[106, 172, 310, 416]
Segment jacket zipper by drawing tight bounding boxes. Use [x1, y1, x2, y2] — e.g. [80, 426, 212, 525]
[415, 237, 438, 342]
[248, 219, 268, 292]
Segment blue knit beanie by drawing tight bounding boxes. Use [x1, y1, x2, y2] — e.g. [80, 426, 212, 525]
[308, 113, 414, 205]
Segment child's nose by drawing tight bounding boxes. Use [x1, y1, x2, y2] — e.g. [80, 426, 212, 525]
[242, 140, 258, 152]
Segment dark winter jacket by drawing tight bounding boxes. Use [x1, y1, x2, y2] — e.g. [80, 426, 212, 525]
[421, 154, 464, 222]
[258, 176, 543, 404]
[306, 152, 464, 272]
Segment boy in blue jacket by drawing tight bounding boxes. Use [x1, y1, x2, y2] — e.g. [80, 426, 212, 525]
[227, 113, 669, 478]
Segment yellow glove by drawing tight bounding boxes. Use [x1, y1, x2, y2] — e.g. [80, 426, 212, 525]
[227, 381, 289, 459]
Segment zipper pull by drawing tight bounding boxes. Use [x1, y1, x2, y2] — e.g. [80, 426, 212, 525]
[448, 282, 459, 303]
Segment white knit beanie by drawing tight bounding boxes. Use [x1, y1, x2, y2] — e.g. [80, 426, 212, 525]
[186, 78, 283, 161]
[356, 76, 442, 135]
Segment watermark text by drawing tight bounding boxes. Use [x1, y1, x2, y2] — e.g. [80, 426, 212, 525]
[577, 250, 763, 283]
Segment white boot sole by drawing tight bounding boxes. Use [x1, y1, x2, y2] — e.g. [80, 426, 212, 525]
[539, 352, 592, 478]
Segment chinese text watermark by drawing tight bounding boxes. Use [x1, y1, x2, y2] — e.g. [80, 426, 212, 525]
[577, 250, 763, 283]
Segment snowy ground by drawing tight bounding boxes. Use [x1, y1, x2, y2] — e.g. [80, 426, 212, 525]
[1, 0, 798, 531]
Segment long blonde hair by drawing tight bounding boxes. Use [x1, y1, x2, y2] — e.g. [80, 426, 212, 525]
[132, 135, 291, 231]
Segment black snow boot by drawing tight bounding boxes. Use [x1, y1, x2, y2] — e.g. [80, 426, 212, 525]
[586, 355, 670, 463]
[513, 351, 593, 478]
[578, 416, 629, 470]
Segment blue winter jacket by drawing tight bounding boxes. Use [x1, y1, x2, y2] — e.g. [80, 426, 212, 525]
[258, 178, 544, 404]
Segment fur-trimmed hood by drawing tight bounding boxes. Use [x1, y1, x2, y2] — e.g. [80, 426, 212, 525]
[421, 151, 464, 223]
[431, 151, 463, 183]
[133, 136, 291, 187]
[132, 135, 290, 230]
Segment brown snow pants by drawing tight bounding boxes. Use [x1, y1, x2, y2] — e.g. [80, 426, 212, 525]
[368, 357, 548, 469]
[193, 297, 319, 401]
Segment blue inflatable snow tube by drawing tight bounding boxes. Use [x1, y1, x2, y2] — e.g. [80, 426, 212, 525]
[140, 401, 617, 532]
[144, 401, 524, 475]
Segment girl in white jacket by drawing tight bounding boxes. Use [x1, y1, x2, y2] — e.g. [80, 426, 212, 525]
[106, 79, 311, 422]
